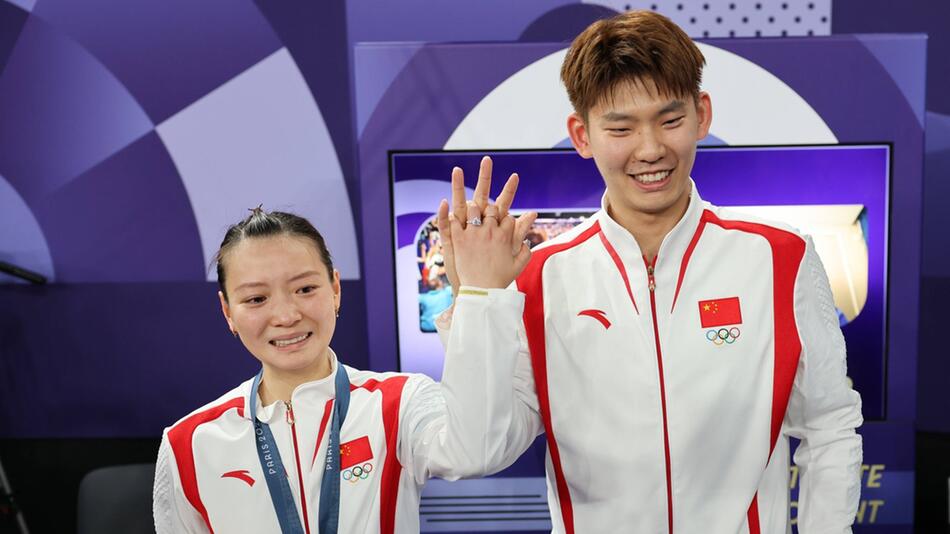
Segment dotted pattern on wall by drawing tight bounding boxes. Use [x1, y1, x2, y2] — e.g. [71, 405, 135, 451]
[584, 0, 831, 38]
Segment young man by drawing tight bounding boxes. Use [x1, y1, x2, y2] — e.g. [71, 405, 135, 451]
[438, 10, 862, 533]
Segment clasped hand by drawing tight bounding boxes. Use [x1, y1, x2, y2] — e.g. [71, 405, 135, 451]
[437, 156, 537, 293]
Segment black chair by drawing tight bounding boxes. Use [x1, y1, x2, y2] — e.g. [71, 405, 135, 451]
[77, 463, 155, 534]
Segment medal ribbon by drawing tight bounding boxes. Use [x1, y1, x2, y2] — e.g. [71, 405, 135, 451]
[249, 362, 350, 533]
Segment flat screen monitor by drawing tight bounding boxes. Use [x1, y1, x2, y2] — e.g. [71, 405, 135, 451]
[389, 145, 890, 423]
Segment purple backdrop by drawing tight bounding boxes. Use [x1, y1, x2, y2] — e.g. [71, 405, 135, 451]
[0, 0, 368, 439]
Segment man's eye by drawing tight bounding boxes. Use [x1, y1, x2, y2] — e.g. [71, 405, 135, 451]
[608, 128, 630, 133]
[664, 116, 685, 126]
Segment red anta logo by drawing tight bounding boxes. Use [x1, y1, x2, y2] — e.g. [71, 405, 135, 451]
[577, 309, 611, 329]
[221, 470, 256, 487]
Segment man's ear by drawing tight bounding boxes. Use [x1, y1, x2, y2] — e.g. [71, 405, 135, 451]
[219, 291, 236, 334]
[567, 112, 594, 159]
[695, 91, 713, 141]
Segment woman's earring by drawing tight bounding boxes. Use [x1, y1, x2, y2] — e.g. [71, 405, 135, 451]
[231, 330, 239, 338]
[335, 307, 340, 318]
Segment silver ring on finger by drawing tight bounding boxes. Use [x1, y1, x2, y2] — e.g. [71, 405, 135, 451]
[468, 217, 482, 227]
[483, 214, 498, 223]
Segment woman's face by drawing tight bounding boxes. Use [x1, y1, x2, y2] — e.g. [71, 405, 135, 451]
[219, 234, 340, 379]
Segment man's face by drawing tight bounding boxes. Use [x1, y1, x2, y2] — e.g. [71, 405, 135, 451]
[568, 80, 712, 224]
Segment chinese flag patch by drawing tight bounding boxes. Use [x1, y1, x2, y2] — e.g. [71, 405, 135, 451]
[340, 436, 373, 470]
[698, 297, 742, 328]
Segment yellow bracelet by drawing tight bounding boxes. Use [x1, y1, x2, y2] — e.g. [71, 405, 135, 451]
[458, 289, 489, 297]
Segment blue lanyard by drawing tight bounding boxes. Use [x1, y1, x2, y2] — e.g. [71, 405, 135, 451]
[249, 363, 351, 534]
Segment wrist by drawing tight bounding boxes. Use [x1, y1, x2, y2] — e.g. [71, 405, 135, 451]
[457, 276, 510, 290]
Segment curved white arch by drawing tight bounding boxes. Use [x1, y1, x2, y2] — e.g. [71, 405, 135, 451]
[697, 43, 836, 145]
[158, 48, 360, 280]
[0, 174, 55, 281]
[393, 179, 476, 220]
[445, 50, 571, 150]
[445, 43, 836, 150]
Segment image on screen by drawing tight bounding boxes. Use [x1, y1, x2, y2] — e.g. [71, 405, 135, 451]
[390, 145, 890, 421]
[413, 212, 594, 332]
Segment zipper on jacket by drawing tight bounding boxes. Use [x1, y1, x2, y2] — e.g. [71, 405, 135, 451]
[284, 401, 295, 424]
[286, 402, 312, 534]
[644, 255, 673, 534]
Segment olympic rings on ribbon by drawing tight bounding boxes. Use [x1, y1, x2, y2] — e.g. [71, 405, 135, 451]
[705, 327, 741, 345]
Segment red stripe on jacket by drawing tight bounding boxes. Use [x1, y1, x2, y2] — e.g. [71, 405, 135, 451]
[351, 376, 409, 534]
[699, 210, 805, 452]
[598, 230, 639, 314]
[311, 399, 335, 468]
[516, 221, 602, 534]
[748, 493, 761, 534]
[167, 396, 245, 532]
[675, 210, 805, 533]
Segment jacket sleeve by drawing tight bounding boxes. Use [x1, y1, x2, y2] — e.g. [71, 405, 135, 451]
[784, 236, 864, 533]
[153, 433, 209, 534]
[398, 286, 544, 482]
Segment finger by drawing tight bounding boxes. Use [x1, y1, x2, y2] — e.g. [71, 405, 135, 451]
[494, 173, 519, 219]
[483, 203, 500, 227]
[473, 156, 492, 211]
[449, 211, 464, 240]
[451, 166, 467, 229]
[466, 201, 482, 229]
[498, 212, 515, 236]
[440, 204, 460, 292]
[448, 211, 464, 282]
[437, 199, 453, 248]
[513, 211, 538, 242]
[512, 211, 538, 255]
[513, 241, 533, 277]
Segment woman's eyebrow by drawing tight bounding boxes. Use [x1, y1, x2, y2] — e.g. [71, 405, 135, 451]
[232, 271, 321, 293]
[232, 280, 266, 293]
[288, 270, 322, 283]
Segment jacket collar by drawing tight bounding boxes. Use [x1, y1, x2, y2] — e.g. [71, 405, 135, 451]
[243, 349, 342, 423]
[596, 179, 705, 272]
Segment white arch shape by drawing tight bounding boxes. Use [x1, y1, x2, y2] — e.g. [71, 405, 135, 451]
[0, 173, 54, 281]
[444, 43, 836, 150]
[158, 48, 360, 280]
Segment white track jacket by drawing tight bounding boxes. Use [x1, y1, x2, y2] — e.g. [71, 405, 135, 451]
[461, 184, 863, 533]
[153, 289, 525, 534]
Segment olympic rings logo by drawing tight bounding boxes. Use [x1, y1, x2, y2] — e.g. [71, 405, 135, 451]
[706, 327, 741, 345]
[341, 463, 373, 483]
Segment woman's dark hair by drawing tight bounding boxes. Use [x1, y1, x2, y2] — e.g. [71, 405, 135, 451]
[215, 207, 333, 300]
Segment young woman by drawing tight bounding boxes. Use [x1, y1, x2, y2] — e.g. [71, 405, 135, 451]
[152, 167, 535, 533]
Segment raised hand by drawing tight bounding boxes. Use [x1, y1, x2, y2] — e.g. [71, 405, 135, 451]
[437, 156, 537, 292]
